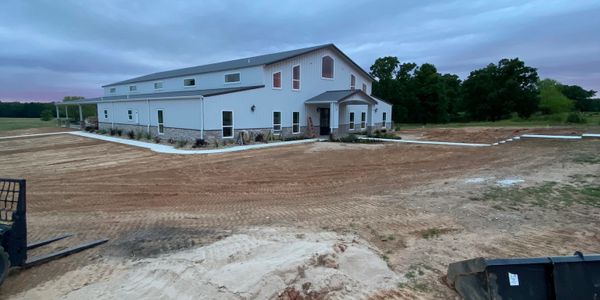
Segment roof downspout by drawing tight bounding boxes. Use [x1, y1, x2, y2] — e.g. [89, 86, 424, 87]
[200, 96, 205, 139]
[146, 99, 151, 134]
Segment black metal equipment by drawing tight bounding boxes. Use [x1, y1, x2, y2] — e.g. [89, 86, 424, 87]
[447, 252, 600, 300]
[0, 178, 108, 285]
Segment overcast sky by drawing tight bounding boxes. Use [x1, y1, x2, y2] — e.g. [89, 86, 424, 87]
[1, 0, 599, 102]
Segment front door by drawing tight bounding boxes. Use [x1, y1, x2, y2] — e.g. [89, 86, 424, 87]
[319, 108, 330, 135]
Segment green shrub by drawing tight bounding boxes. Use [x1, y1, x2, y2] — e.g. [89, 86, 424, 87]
[134, 131, 143, 140]
[193, 138, 207, 148]
[116, 129, 122, 136]
[127, 130, 135, 139]
[167, 138, 176, 144]
[144, 132, 151, 140]
[176, 140, 188, 148]
[109, 128, 117, 136]
[97, 129, 107, 134]
[153, 136, 161, 143]
[566, 112, 586, 124]
[40, 109, 53, 121]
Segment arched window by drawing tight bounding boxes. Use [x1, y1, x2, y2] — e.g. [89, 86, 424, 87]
[321, 56, 334, 79]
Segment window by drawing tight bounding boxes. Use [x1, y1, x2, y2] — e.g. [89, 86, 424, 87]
[184, 78, 196, 87]
[272, 71, 281, 89]
[321, 56, 334, 79]
[109, 87, 116, 93]
[103, 109, 109, 119]
[292, 65, 300, 90]
[350, 74, 356, 90]
[292, 112, 300, 134]
[349, 112, 355, 130]
[129, 85, 137, 92]
[157, 110, 164, 134]
[382, 112, 387, 127]
[273, 111, 281, 134]
[127, 109, 133, 121]
[361, 112, 366, 129]
[222, 111, 233, 138]
[362, 83, 367, 93]
[224, 73, 240, 83]
[154, 82, 163, 90]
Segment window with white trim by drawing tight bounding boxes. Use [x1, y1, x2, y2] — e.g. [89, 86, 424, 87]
[273, 111, 281, 134]
[349, 112, 355, 130]
[157, 110, 164, 134]
[129, 85, 137, 92]
[103, 109, 109, 119]
[361, 112, 366, 129]
[321, 56, 334, 79]
[362, 83, 367, 93]
[224, 73, 240, 83]
[350, 74, 356, 90]
[222, 111, 233, 138]
[292, 65, 300, 90]
[109, 87, 116, 93]
[154, 82, 163, 89]
[127, 109, 133, 121]
[272, 71, 281, 89]
[184, 78, 196, 87]
[292, 112, 300, 134]
[382, 112, 387, 127]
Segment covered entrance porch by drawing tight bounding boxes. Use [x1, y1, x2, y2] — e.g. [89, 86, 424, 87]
[304, 90, 377, 137]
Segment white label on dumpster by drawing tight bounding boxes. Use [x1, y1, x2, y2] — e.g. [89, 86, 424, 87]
[508, 272, 520, 286]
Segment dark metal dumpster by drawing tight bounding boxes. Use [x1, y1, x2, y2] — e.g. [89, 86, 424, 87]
[447, 252, 600, 300]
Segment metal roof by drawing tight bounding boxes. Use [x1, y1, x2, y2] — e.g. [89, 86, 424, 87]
[304, 90, 377, 105]
[103, 44, 373, 87]
[57, 85, 264, 105]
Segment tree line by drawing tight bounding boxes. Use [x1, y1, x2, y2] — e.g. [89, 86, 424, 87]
[370, 57, 599, 123]
[0, 96, 96, 121]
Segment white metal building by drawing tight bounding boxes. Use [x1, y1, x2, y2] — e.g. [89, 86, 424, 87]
[57, 44, 392, 142]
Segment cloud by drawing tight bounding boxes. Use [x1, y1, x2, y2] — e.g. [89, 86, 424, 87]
[0, 0, 598, 101]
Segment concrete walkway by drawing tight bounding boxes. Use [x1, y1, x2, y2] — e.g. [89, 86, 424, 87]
[68, 131, 321, 155]
[358, 137, 492, 147]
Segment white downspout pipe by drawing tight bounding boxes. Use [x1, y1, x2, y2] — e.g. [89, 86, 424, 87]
[111, 102, 114, 129]
[200, 96, 205, 139]
[147, 99, 151, 134]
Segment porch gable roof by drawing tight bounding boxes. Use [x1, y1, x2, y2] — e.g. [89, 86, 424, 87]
[304, 90, 377, 105]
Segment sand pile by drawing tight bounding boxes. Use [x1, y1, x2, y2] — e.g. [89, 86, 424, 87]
[13, 227, 398, 299]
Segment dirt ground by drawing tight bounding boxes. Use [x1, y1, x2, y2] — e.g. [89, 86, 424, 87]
[0, 127, 599, 299]
[397, 126, 586, 143]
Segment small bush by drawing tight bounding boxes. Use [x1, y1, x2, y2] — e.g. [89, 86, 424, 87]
[109, 128, 117, 136]
[127, 130, 135, 139]
[167, 138, 176, 144]
[566, 112, 586, 124]
[153, 136, 161, 143]
[40, 109, 53, 121]
[116, 129, 123, 136]
[193, 138, 207, 148]
[254, 133, 265, 142]
[144, 132, 151, 140]
[214, 140, 219, 148]
[176, 140, 188, 148]
[97, 129, 107, 134]
[134, 131, 143, 140]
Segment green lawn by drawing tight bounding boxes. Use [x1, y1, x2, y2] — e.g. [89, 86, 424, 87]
[396, 112, 600, 129]
[0, 118, 58, 132]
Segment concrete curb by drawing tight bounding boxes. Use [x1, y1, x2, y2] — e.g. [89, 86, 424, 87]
[68, 131, 321, 155]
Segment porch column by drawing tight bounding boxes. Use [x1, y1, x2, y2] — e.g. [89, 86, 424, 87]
[65, 106, 69, 127]
[55, 105, 60, 126]
[367, 103, 374, 134]
[78, 105, 84, 128]
[329, 102, 339, 136]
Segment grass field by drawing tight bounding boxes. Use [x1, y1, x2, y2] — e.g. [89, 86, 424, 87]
[0, 118, 57, 132]
[396, 112, 600, 129]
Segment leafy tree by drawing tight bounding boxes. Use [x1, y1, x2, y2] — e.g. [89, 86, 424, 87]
[558, 84, 597, 111]
[538, 79, 574, 114]
[413, 63, 447, 123]
[40, 109, 54, 121]
[440, 74, 462, 121]
[462, 58, 539, 120]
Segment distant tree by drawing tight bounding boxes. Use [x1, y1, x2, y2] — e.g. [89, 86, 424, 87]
[462, 58, 539, 120]
[413, 63, 447, 123]
[538, 79, 574, 114]
[558, 84, 597, 111]
[40, 109, 54, 121]
[440, 74, 462, 121]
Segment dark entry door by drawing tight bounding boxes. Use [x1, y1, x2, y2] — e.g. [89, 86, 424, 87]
[319, 108, 330, 135]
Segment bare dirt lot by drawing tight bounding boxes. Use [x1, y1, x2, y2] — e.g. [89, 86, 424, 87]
[0, 129, 599, 299]
[397, 126, 586, 143]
